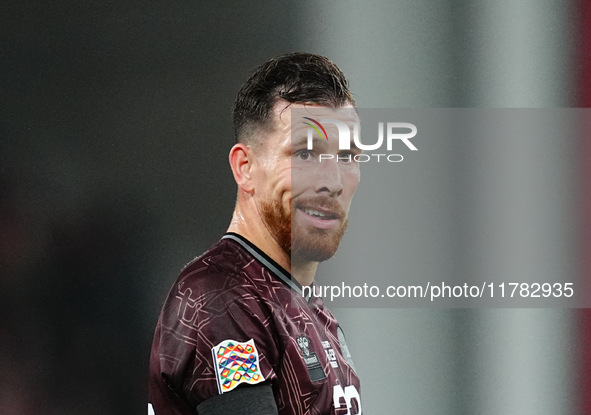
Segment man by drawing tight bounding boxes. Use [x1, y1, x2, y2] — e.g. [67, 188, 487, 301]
[149, 52, 362, 415]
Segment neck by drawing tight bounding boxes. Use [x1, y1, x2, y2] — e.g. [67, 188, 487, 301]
[291, 256, 318, 287]
[227, 204, 318, 287]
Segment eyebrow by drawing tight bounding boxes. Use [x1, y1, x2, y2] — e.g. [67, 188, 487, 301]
[291, 133, 363, 151]
[291, 135, 322, 148]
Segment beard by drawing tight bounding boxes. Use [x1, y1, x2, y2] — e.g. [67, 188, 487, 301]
[260, 198, 292, 257]
[259, 196, 349, 263]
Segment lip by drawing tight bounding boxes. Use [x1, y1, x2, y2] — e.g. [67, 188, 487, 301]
[295, 205, 341, 230]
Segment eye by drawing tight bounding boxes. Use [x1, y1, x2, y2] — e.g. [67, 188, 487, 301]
[298, 150, 311, 160]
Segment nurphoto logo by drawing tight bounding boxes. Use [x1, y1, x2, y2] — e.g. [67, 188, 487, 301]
[302, 117, 418, 163]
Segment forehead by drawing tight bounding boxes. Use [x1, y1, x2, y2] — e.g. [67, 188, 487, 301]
[271, 101, 359, 134]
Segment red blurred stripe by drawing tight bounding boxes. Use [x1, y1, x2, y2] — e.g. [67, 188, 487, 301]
[579, 0, 591, 413]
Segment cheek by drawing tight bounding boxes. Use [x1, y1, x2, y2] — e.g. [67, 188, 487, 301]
[342, 169, 361, 203]
[256, 160, 290, 190]
[282, 177, 293, 203]
[290, 165, 316, 197]
[284, 170, 292, 190]
[268, 169, 293, 200]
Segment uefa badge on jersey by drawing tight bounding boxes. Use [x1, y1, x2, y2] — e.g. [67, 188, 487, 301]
[212, 339, 266, 394]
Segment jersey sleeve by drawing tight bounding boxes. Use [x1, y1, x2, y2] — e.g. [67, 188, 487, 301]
[150, 264, 281, 411]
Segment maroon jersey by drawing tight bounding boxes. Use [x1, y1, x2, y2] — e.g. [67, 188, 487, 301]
[148, 233, 362, 414]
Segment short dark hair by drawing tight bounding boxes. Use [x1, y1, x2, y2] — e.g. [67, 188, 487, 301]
[233, 52, 355, 144]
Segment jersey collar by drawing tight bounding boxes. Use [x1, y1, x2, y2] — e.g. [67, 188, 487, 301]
[222, 233, 306, 298]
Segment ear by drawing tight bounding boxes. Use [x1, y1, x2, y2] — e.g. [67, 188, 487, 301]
[229, 143, 255, 193]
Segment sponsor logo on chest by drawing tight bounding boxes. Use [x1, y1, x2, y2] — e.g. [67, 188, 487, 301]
[296, 335, 327, 382]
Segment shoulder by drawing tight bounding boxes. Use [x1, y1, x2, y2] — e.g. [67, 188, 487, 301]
[180, 237, 245, 283]
[175, 237, 261, 295]
[160, 236, 288, 320]
[151, 236, 292, 411]
[154, 236, 283, 360]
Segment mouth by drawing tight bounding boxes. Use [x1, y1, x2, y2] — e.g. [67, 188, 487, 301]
[299, 206, 340, 220]
[295, 204, 342, 230]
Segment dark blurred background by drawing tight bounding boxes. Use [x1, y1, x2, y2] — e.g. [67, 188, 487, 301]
[1, 2, 302, 413]
[1, 1, 589, 414]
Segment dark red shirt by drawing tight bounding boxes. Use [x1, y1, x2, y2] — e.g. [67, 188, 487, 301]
[149, 233, 362, 414]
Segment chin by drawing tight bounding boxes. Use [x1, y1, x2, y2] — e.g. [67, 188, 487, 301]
[292, 226, 346, 262]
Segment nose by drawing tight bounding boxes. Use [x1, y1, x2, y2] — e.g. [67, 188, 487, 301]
[314, 157, 343, 197]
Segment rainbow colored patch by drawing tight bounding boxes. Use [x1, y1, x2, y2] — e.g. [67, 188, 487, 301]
[212, 339, 265, 393]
